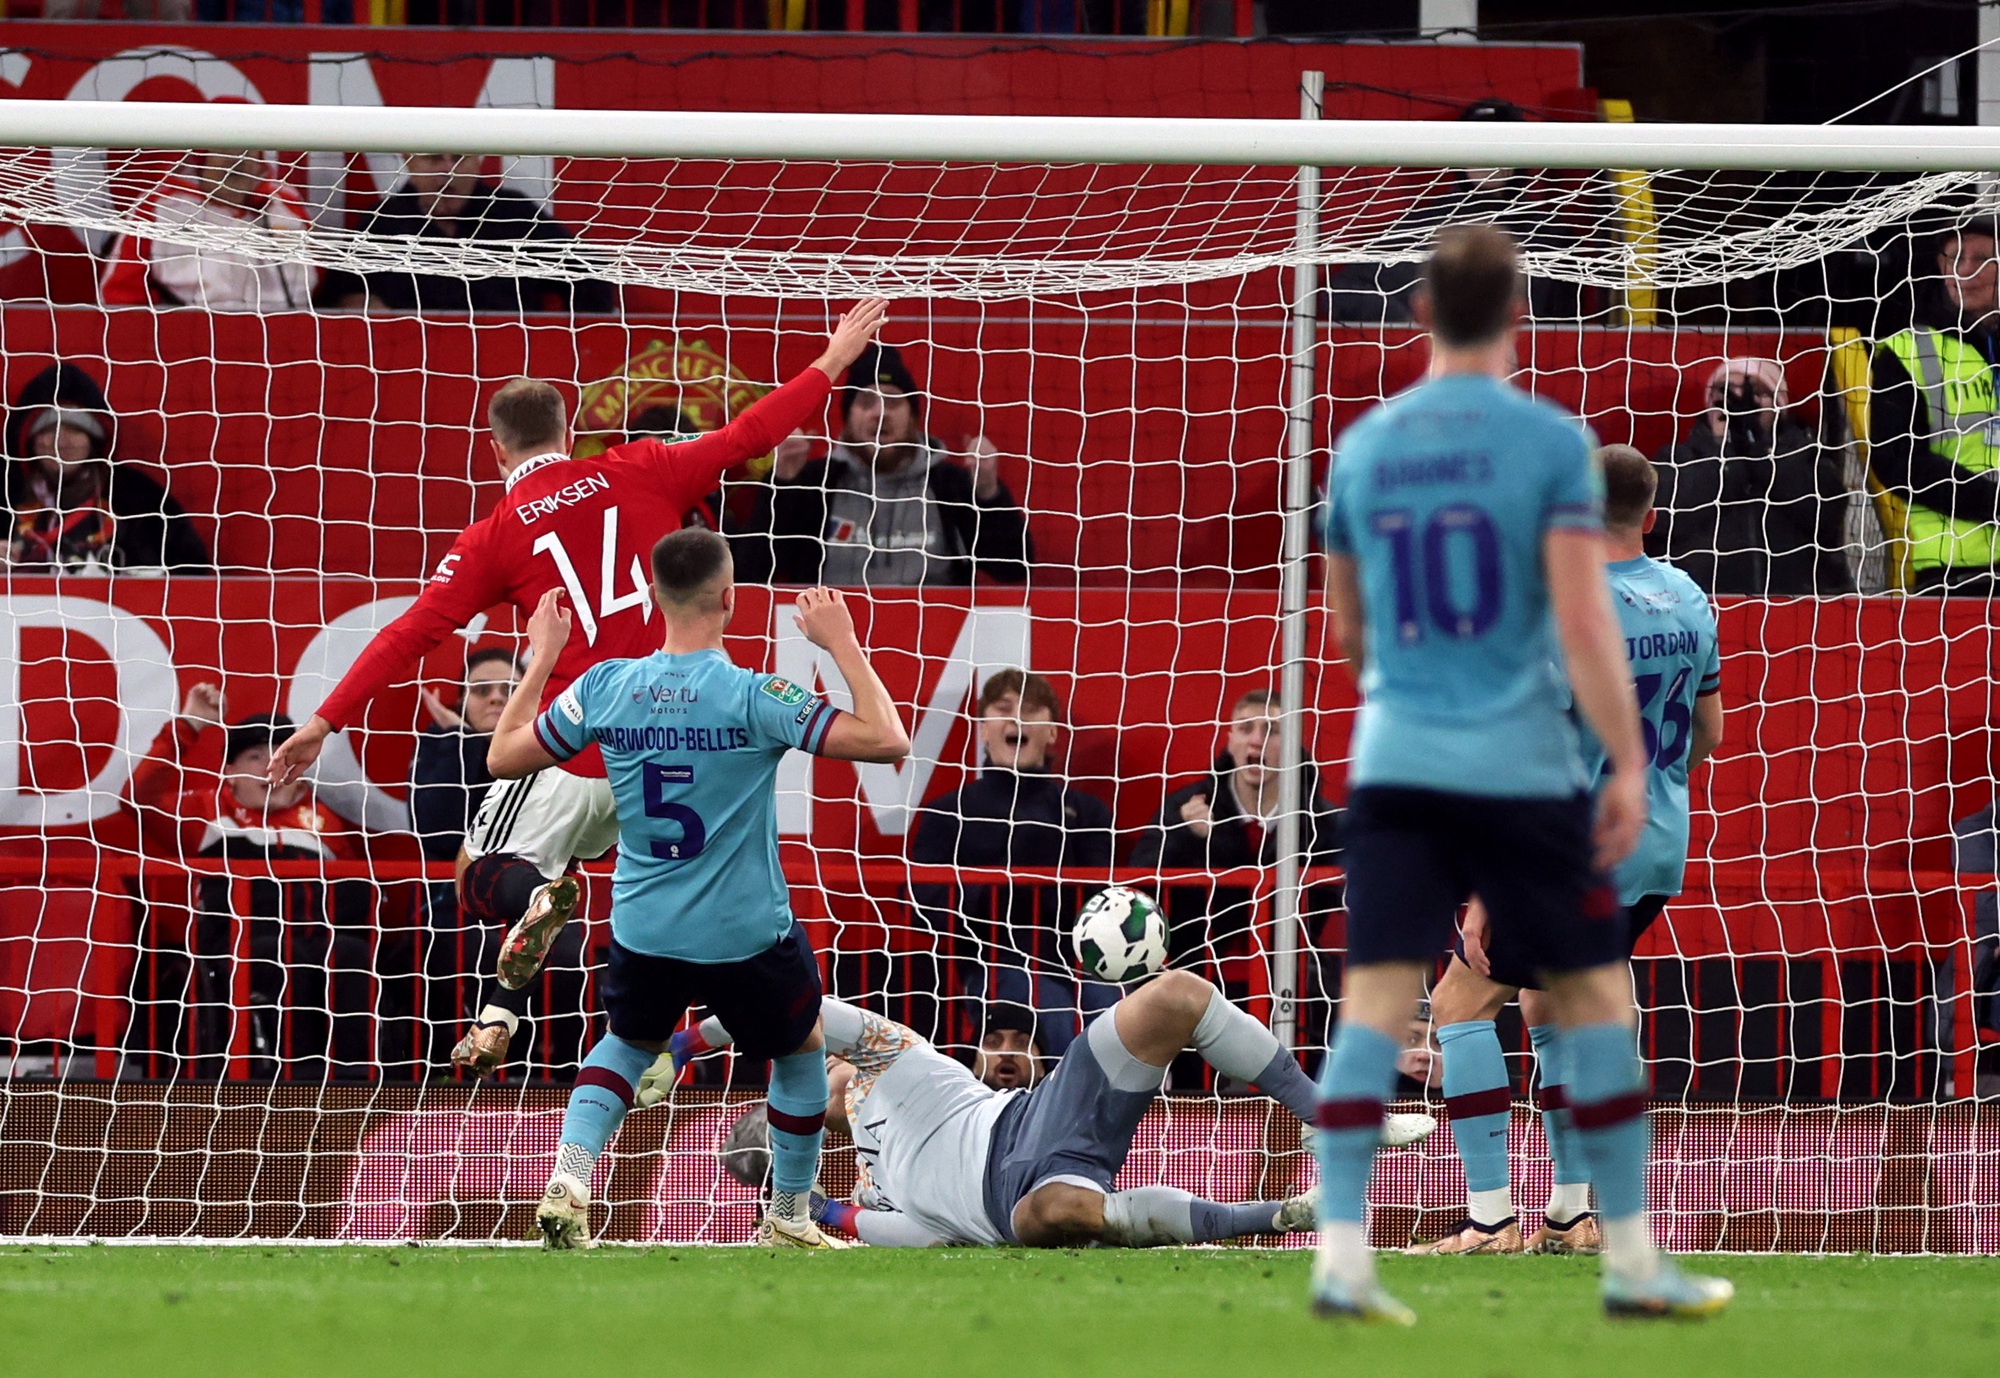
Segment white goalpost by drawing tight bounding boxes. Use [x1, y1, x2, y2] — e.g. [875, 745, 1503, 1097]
[1, 90, 1996, 1251]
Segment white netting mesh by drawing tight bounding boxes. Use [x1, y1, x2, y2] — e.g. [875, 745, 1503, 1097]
[1, 112, 1997, 1251]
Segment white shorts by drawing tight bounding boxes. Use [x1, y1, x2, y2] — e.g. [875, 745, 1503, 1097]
[463, 766, 619, 880]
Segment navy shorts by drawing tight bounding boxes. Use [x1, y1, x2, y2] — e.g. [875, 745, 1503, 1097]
[602, 921, 823, 1061]
[980, 1025, 1155, 1242]
[1465, 893, 1670, 992]
[1343, 784, 1625, 980]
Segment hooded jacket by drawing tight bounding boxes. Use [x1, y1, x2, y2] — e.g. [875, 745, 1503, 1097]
[4, 363, 209, 574]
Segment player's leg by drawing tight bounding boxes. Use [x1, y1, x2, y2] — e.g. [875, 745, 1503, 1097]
[1496, 811, 1729, 1317]
[1310, 786, 1465, 1324]
[448, 770, 605, 1076]
[1518, 984, 1596, 1253]
[702, 922, 845, 1250]
[1525, 893, 1670, 1256]
[1413, 953, 1524, 1255]
[537, 936, 686, 1250]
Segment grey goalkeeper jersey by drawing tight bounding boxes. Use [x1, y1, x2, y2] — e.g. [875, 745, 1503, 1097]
[848, 1044, 1016, 1246]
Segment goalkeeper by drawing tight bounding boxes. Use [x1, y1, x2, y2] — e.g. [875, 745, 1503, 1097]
[1415, 444, 1723, 1259]
[657, 975, 1435, 1248]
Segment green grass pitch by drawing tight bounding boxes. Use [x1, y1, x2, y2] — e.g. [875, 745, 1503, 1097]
[5, 1245, 1994, 1378]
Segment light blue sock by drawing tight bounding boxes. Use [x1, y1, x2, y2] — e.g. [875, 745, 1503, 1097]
[1312, 1023, 1403, 1226]
[1529, 1023, 1589, 1206]
[1563, 1022, 1652, 1220]
[556, 1034, 656, 1175]
[765, 1047, 830, 1203]
[1438, 1020, 1512, 1214]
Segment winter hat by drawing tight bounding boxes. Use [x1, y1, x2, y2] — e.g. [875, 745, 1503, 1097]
[841, 343, 921, 418]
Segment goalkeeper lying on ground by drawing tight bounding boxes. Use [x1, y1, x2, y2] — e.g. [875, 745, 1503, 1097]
[650, 971, 1434, 1247]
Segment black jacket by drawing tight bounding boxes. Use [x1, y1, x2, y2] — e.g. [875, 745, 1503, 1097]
[909, 766, 1114, 961]
[409, 725, 495, 863]
[1868, 324, 2000, 537]
[321, 180, 614, 316]
[1649, 414, 1852, 595]
[4, 362, 209, 573]
[734, 452, 1033, 587]
[910, 766, 1115, 872]
[1126, 755, 1342, 872]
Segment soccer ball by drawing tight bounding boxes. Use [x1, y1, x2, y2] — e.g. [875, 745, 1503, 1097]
[1072, 886, 1168, 983]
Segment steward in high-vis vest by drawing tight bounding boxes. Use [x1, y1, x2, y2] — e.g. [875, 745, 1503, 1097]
[1870, 219, 2000, 597]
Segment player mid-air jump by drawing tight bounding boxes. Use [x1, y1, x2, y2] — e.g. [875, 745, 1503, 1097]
[268, 300, 890, 1077]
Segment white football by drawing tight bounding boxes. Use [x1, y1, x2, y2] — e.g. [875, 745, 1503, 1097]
[1072, 885, 1169, 983]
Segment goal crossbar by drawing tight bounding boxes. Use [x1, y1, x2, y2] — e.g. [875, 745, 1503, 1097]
[5, 99, 2000, 171]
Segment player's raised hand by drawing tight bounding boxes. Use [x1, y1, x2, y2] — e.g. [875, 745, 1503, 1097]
[793, 586, 858, 650]
[527, 588, 572, 661]
[813, 298, 891, 378]
[1592, 768, 1647, 871]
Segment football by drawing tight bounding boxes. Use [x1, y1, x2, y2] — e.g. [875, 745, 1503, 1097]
[1071, 885, 1169, 983]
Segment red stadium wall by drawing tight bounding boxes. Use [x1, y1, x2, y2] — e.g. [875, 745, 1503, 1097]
[1, 579, 1992, 952]
[0, 310, 1828, 586]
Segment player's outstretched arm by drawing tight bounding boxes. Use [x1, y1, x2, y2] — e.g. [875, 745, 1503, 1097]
[1545, 529, 1647, 869]
[647, 300, 891, 500]
[487, 590, 573, 779]
[793, 588, 912, 764]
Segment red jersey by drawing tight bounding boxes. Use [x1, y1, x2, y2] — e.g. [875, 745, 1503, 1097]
[128, 719, 355, 861]
[314, 366, 833, 776]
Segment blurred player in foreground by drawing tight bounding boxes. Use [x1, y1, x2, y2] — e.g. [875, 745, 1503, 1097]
[268, 301, 889, 1077]
[1314, 225, 1731, 1322]
[1415, 445, 1723, 1258]
[663, 975, 1435, 1248]
[485, 530, 910, 1249]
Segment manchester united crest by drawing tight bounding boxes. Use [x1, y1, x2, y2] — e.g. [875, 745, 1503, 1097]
[573, 337, 772, 469]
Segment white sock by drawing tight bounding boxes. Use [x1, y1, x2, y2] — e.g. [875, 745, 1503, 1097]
[1599, 1212, 1661, 1281]
[1313, 1221, 1376, 1291]
[1545, 1182, 1593, 1223]
[477, 1004, 520, 1035]
[551, 1144, 595, 1199]
[770, 1190, 810, 1226]
[1468, 1187, 1515, 1228]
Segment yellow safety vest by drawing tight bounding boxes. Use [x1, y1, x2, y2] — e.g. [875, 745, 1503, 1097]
[1880, 328, 2000, 572]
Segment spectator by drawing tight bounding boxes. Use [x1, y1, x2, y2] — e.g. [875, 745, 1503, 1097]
[100, 151, 317, 312]
[969, 1003, 1045, 1091]
[738, 343, 1033, 586]
[408, 647, 520, 864]
[1871, 218, 2000, 596]
[910, 670, 1116, 1055]
[1127, 688, 1341, 879]
[406, 646, 587, 1074]
[3, 363, 209, 575]
[123, 684, 374, 1080]
[1128, 688, 1342, 1084]
[319, 154, 613, 316]
[1649, 358, 1853, 595]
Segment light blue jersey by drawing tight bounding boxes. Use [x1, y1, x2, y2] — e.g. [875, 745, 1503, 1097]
[1579, 555, 1722, 906]
[533, 651, 836, 962]
[1324, 373, 1603, 798]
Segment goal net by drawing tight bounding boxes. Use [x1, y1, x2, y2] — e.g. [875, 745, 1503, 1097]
[1, 98, 1996, 1252]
